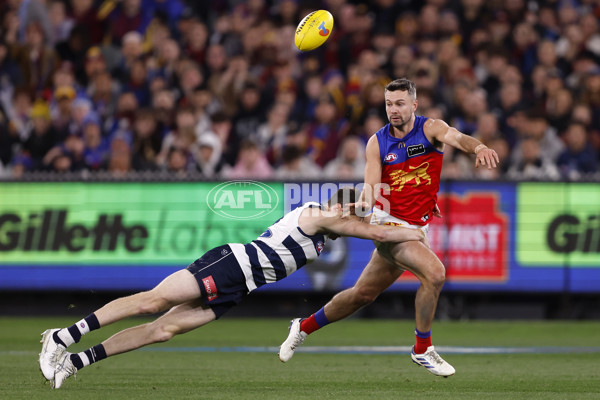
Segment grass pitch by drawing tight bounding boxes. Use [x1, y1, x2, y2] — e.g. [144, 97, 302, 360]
[1, 317, 599, 399]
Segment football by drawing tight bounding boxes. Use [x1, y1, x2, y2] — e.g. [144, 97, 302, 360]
[294, 10, 334, 51]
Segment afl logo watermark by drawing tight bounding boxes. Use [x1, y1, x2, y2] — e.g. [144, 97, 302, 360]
[207, 181, 280, 220]
[384, 153, 398, 162]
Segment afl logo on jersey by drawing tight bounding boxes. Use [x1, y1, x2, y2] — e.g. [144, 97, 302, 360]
[384, 153, 398, 163]
[316, 241, 325, 254]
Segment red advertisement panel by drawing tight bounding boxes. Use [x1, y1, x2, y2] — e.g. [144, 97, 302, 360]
[398, 193, 509, 283]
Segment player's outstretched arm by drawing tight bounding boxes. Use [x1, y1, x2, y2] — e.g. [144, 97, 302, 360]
[424, 118, 500, 169]
[317, 213, 425, 243]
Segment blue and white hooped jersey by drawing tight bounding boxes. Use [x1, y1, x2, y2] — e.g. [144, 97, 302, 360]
[229, 202, 326, 293]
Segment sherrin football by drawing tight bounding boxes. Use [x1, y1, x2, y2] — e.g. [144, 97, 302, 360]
[294, 10, 334, 51]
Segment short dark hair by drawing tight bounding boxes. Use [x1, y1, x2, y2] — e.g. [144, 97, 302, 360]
[327, 187, 359, 208]
[385, 78, 417, 99]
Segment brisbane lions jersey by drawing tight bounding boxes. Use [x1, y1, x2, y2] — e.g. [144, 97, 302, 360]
[374, 116, 443, 226]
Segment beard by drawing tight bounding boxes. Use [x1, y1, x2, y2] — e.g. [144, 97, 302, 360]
[389, 116, 409, 131]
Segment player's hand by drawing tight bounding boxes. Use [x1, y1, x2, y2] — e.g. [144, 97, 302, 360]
[475, 146, 500, 169]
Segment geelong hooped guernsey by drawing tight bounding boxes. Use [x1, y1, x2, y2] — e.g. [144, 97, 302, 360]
[374, 116, 443, 226]
[229, 202, 326, 293]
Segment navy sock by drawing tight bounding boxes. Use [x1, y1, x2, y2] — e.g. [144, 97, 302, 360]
[58, 313, 101, 347]
[71, 344, 107, 370]
[53, 331, 67, 347]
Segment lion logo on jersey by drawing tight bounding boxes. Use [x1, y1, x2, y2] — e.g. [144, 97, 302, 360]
[388, 162, 432, 191]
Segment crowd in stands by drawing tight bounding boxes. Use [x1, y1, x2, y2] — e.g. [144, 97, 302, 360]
[0, 0, 599, 181]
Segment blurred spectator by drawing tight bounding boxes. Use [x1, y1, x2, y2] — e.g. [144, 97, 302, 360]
[44, 133, 85, 172]
[357, 112, 385, 142]
[182, 20, 208, 66]
[115, 31, 145, 82]
[256, 102, 290, 165]
[274, 145, 321, 181]
[152, 0, 185, 34]
[493, 82, 526, 147]
[51, 85, 75, 138]
[226, 140, 273, 179]
[123, 58, 150, 106]
[54, 25, 89, 80]
[156, 38, 180, 87]
[81, 112, 108, 170]
[6, 87, 33, 141]
[22, 99, 57, 170]
[51, 62, 78, 92]
[48, 0, 74, 46]
[87, 71, 120, 123]
[472, 112, 502, 146]
[506, 137, 560, 181]
[15, 0, 53, 44]
[196, 133, 227, 179]
[580, 69, 600, 128]
[451, 88, 488, 136]
[190, 84, 219, 136]
[176, 61, 204, 104]
[306, 94, 350, 167]
[107, 0, 152, 46]
[10, 154, 33, 178]
[323, 136, 366, 181]
[82, 46, 108, 87]
[210, 110, 233, 157]
[546, 88, 574, 134]
[108, 91, 138, 135]
[228, 80, 265, 162]
[291, 74, 323, 124]
[0, 0, 598, 182]
[151, 88, 175, 137]
[131, 108, 161, 171]
[70, 0, 108, 45]
[556, 122, 598, 180]
[10, 21, 59, 91]
[69, 95, 92, 136]
[0, 39, 23, 92]
[107, 136, 132, 177]
[511, 109, 565, 165]
[556, 23, 586, 63]
[156, 106, 198, 167]
[165, 146, 190, 175]
[0, 105, 16, 172]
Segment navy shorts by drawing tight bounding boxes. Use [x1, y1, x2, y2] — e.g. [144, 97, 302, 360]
[186, 244, 248, 319]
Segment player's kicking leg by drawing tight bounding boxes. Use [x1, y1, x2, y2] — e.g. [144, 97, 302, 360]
[39, 269, 203, 383]
[279, 250, 401, 362]
[386, 240, 455, 377]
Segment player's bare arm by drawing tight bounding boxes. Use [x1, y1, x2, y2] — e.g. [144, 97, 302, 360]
[358, 134, 382, 211]
[424, 118, 500, 169]
[299, 207, 425, 243]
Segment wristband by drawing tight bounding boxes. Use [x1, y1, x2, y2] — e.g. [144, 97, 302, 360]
[474, 144, 487, 154]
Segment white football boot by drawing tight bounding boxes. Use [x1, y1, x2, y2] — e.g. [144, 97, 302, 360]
[278, 318, 307, 362]
[52, 351, 77, 389]
[411, 346, 456, 377]
[39, 329, 65, 380]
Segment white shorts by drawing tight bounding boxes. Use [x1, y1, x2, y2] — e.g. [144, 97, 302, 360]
[369, 208, 430, 261]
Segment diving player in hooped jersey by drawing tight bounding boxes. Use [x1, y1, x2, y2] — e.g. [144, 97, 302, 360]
[280, 78, 499, 377]
[39, 188, 426, 389]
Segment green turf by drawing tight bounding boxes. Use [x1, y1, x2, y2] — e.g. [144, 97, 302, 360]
[1, 317, 599, 399]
